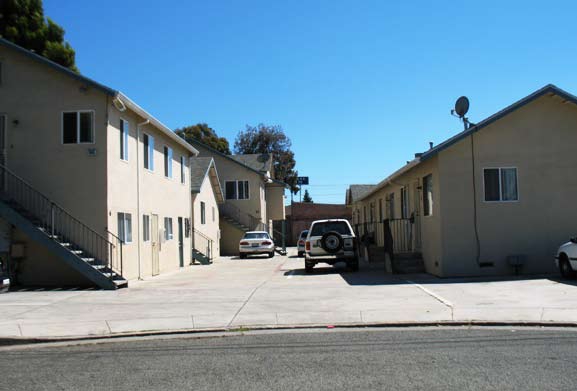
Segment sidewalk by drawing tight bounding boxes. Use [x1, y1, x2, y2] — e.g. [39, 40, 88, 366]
[1, 249, 577, 340]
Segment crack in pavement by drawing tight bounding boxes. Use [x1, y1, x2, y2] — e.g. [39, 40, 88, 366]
[406, 280, 454, 309]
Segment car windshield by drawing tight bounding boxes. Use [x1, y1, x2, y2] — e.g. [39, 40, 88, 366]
[310, 222, 351, 236]
[299, 231, 309, 239]
[244, 233, 270, 240]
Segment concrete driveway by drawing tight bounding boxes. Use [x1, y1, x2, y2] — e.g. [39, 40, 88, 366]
[1, 248, 577, 339]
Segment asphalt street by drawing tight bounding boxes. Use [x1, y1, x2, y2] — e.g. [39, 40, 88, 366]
[2, 328, 577, 390]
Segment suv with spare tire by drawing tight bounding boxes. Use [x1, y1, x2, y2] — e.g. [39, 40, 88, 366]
[304, 219, 359, 273]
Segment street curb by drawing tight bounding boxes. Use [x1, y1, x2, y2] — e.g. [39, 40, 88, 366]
[2, 320, 577, 347]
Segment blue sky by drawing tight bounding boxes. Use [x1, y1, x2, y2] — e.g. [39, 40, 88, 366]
[45, 0, 577, 204]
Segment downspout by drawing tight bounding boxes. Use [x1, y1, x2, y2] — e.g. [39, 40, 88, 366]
[136, 119, 150, 279]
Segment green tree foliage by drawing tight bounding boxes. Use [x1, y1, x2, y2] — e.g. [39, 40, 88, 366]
[302, 189, 313, 203]
[0, 0, 78, 71]
[175, 123, 231, 155]
[234, 124, 298, 194]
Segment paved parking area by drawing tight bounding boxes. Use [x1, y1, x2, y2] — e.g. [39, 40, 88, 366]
[1, 247, 577, 339]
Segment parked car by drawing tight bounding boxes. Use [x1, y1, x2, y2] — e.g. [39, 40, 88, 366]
[239, 231, 275, 259]
[0, 257, 9, 293]
[304, 219, 359, 272]
[555, 238, 577, 278]
[297, 230, 309, 257]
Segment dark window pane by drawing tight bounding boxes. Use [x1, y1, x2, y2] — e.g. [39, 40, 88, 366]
[164, 146, 169, 176]
[237, 181, 244, 199]
[311, 222, 351, 236]
[79, 112, 93, 143]
[484, 169, 500, 201]
[143, 134, 149, 168]
[225, 181, 237, 200]
[63, 112, 77, 143]
[244, 181, 249, 199]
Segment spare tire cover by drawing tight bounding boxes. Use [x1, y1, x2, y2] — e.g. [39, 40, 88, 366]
[321, 231, 344, 254]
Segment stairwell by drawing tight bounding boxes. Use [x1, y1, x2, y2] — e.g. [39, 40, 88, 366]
[0, 165, 127, 290]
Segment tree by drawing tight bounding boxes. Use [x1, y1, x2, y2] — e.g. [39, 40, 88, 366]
[302, 189, 313, 203]
[234, 124, 298, 193]
[0, 0, 78, 71]
[176, 123, 231, 155]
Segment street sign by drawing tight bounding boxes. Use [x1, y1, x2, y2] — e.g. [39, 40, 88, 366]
[297, 177, 309, 185]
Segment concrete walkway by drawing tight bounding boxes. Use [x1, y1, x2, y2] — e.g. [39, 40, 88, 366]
[1, 248, 577, 340]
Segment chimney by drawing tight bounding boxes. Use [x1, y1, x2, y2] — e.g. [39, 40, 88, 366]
[429, 142, 434, 150]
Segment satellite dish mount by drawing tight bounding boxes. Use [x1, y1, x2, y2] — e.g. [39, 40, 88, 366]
[451, 96, 473, 130]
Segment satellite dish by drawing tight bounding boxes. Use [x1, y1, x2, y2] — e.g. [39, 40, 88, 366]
[454, 96, 469, 118]
[257, 153, 270, 163]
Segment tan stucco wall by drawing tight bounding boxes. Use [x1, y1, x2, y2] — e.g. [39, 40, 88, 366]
[106, 108, 193, 280]
[220, 219, 245, 256]
[192, 176, 221, 258]
[0, 44, 108, 234]
[438, 95, 577, 276]
[266, 184, 286, 221]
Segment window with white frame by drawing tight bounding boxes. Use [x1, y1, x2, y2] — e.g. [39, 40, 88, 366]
[164, 146, 173, 178]
[62, 111, 94, 144]
[180, 156, 186, 184]
[484, 168, 518, 202]
[117, 212, 132, 244]
[225, 180, 249, 200]
[201, 202, 206, 224]
[143, 214, 150, 242]
[143, 133, 154, 170]
[120, 119, 129, 161]
[401, 187, 409, 218]
[164, 217, 173, 240]
[423, 174, 433, 216]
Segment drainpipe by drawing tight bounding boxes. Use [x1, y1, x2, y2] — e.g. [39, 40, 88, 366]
[136, 119, 150, 280]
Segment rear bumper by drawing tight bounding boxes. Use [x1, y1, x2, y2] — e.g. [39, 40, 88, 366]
[305, 251, 356, 264]
[239, 246, 275, 254]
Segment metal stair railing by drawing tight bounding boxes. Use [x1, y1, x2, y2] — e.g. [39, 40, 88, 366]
[193, 228, 214, 261]
[0, 164, 122, 281]
[219, 203, 267, 231]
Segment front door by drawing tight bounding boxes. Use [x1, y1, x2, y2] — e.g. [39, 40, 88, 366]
[151, 214, 160, 276]
[177, 217, 184, 267]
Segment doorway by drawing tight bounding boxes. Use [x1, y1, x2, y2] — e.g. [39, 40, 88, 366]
[178, 217, 184, 267]
[151, 214, 160, 276]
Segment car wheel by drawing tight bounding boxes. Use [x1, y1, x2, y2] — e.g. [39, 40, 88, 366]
[268, 252, 275, 258]
[559, 254, 576, 278]
[240, 253, 247, 259]
[305, 261, 314, 273]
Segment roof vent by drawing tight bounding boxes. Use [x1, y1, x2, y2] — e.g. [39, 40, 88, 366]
[415, 153, 423, 158]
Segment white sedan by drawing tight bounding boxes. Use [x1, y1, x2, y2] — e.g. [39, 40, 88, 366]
[555, 238, 577, 278]
[239, 231, 275, 259]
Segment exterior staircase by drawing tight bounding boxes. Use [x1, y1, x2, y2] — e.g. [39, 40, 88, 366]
[192, 229, 214, 265]
[0, 164, 127, 290]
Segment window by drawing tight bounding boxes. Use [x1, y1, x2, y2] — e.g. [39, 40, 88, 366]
[212, 206, 215, 222]
[184, 218, 191, 238]
[225, 180, 249, 200]
[378, 199, 383, 221]
[117, 213, 132, 243]
[164, 146, 173, 178]
[180, 156, 186, 184]
[370, 202, 374, 223]
[388, 193, 395, 219]
[423, 174, 433, 216]
[62, 111, 94, 144]
[401, 187, 409, 218]
[164, 217, 173, 240]
[201, 202, 206, 224]
[142, 215, 150, 242]
[143, 133, 154, 170]
[120, 119, 129, 161]
[484, 168, 518, 202]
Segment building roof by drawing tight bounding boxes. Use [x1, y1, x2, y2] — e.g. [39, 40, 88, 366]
[355, 84, 577, 203]
[188, 139, 288, 188]
[0, 38, 198, 156]
[189, 157, 224, 203]
[346, 185, 377, 205]
[230, 154, 273, 173]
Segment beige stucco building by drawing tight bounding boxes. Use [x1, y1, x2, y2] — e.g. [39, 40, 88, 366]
[189, 141, 287, 255]
[190, 157, 224, 262]
[0, 38, 198, 288]
[349, 84, 577, 277]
